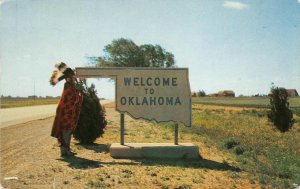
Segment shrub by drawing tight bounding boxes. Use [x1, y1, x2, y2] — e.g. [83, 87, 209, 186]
[268, 86, 294, 132]
[223, 138, 240, 149]
[73, 80, 107, 144]
[233, 144, 250, 155]
[175, 184, 192, 189]
[197, 90, 206, 97]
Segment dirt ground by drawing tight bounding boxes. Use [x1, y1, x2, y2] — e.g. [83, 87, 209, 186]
[0, 103, 259, 189]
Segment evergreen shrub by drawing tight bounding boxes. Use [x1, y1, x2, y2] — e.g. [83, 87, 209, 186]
[268, 86, 294, 132]
[74, 80, 107, 144]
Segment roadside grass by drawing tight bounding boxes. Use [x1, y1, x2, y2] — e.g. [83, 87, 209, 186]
[104, 100, 300, 188]
[47, 105, 253, 189]
[187, 105, 300, 188]
[0, 98, 59, 108]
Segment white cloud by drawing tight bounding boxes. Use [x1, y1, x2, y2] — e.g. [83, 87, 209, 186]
[0, 0, 4, 6]
[298, 0, 300, 4]
[223, 1, 249, 10]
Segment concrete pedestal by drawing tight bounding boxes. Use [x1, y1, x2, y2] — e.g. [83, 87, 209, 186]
[110, 143, 200, 159]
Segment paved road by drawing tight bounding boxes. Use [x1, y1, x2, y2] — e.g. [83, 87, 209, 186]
[0, 100, 114, 128]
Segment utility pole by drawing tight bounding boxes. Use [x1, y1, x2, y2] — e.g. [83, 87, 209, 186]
[34, 79, 36, 100]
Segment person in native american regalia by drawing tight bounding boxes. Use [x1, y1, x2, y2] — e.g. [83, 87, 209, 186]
[50, 62, 83, 157]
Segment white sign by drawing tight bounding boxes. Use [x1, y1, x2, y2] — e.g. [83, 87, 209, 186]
[76, 68, 192, 127]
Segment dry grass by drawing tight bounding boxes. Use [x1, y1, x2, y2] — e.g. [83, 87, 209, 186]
[193, 96, 300, 116]
[2, 101, 298, 188]
[190, 106, 300, 188]
[0, 98, 59, 108]
[1, 103, 259, 189]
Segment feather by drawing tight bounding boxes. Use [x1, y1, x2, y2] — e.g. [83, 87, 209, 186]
[49, 69, 63, 86]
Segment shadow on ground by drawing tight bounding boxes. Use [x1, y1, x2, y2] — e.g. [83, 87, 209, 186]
[58, 156, 103, 169]
[100, 158, 240, 172]
[75, 143, 110, 153]
[58, 156, 239, 172]
[142, 159, 240, 171]
[61, 143, 239, 171]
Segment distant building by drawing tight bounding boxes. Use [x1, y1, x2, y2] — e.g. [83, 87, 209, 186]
[217, 90, 235, 97]
[287, 89, 299, 97]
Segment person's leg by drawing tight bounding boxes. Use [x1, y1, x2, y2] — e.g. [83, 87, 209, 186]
[60, 145, 68, 156]
[64, 130, 71, 151]
[65, 130, 77, 155]
[60, 130, 73, 156]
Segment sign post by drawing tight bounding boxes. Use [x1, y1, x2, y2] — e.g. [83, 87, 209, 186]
[76, 67, 199, 159]
[174, 123, 178, 145]
[120, 113, 125, 145]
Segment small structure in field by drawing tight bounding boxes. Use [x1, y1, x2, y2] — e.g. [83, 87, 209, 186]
[287, 89, 299, 97]
[217, 90, 235, 97]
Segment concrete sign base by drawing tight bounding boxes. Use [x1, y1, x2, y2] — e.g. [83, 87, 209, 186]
[110, 143, 200, 159]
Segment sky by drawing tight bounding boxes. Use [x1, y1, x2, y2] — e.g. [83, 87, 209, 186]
[0, 0, 299, 99]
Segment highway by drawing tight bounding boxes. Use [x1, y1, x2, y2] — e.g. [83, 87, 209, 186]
[0, 100, 113, 128]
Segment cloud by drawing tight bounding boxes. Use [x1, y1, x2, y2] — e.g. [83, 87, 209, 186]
[0, 0, 4, 6]
[223, 1, 249, 10]
[298, 0, 300, 3]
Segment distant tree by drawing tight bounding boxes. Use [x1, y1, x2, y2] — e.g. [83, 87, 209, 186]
[89, 38, 175, 68]
[197, 90, 206, 97]
[268, 85, 294, 132]
[28, 95, 37, 99]
[140, 44, 175, 67]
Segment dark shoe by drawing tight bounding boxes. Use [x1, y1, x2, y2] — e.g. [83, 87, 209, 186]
[60, 147, 75, 157]
[69, 151, 77, 155]
[61, 152, 75, 157]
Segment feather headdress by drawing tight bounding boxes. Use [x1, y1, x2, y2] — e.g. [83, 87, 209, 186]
[49, 62, 68, 86]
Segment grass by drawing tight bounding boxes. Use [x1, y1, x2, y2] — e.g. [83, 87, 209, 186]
[100, 100, 300, 188]
[193, 96, 300, 116]
[33, 107, 245, 189]
[2, 97, 300, 188]
[93, 98, 300, 187]
[0, 98, 59, 108]
[188, 105, 300, 188]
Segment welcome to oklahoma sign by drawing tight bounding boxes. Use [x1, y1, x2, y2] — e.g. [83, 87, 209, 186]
[76, 67, 192, 127]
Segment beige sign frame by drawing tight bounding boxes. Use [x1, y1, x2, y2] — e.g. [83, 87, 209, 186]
[76, 67, 192, 128]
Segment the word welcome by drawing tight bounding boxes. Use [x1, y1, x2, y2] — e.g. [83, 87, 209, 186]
[124, 77, 178, 87]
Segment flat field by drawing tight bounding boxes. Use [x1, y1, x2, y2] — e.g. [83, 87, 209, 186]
[0, 98, 59, 108]
[191, 102, 300, 188]
[193, 96, 300, 116]
[192, 96, 300, 108]
[1, 98, 300, 188]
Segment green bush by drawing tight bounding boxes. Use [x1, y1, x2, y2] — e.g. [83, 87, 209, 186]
[73, 80, 107, 144]
[175, 184, 192, 189]
[233, 144, 249, 155]
[223, 138, 240, 149]
[197, 90, 206, 97]
[268, 86, 294, 132]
